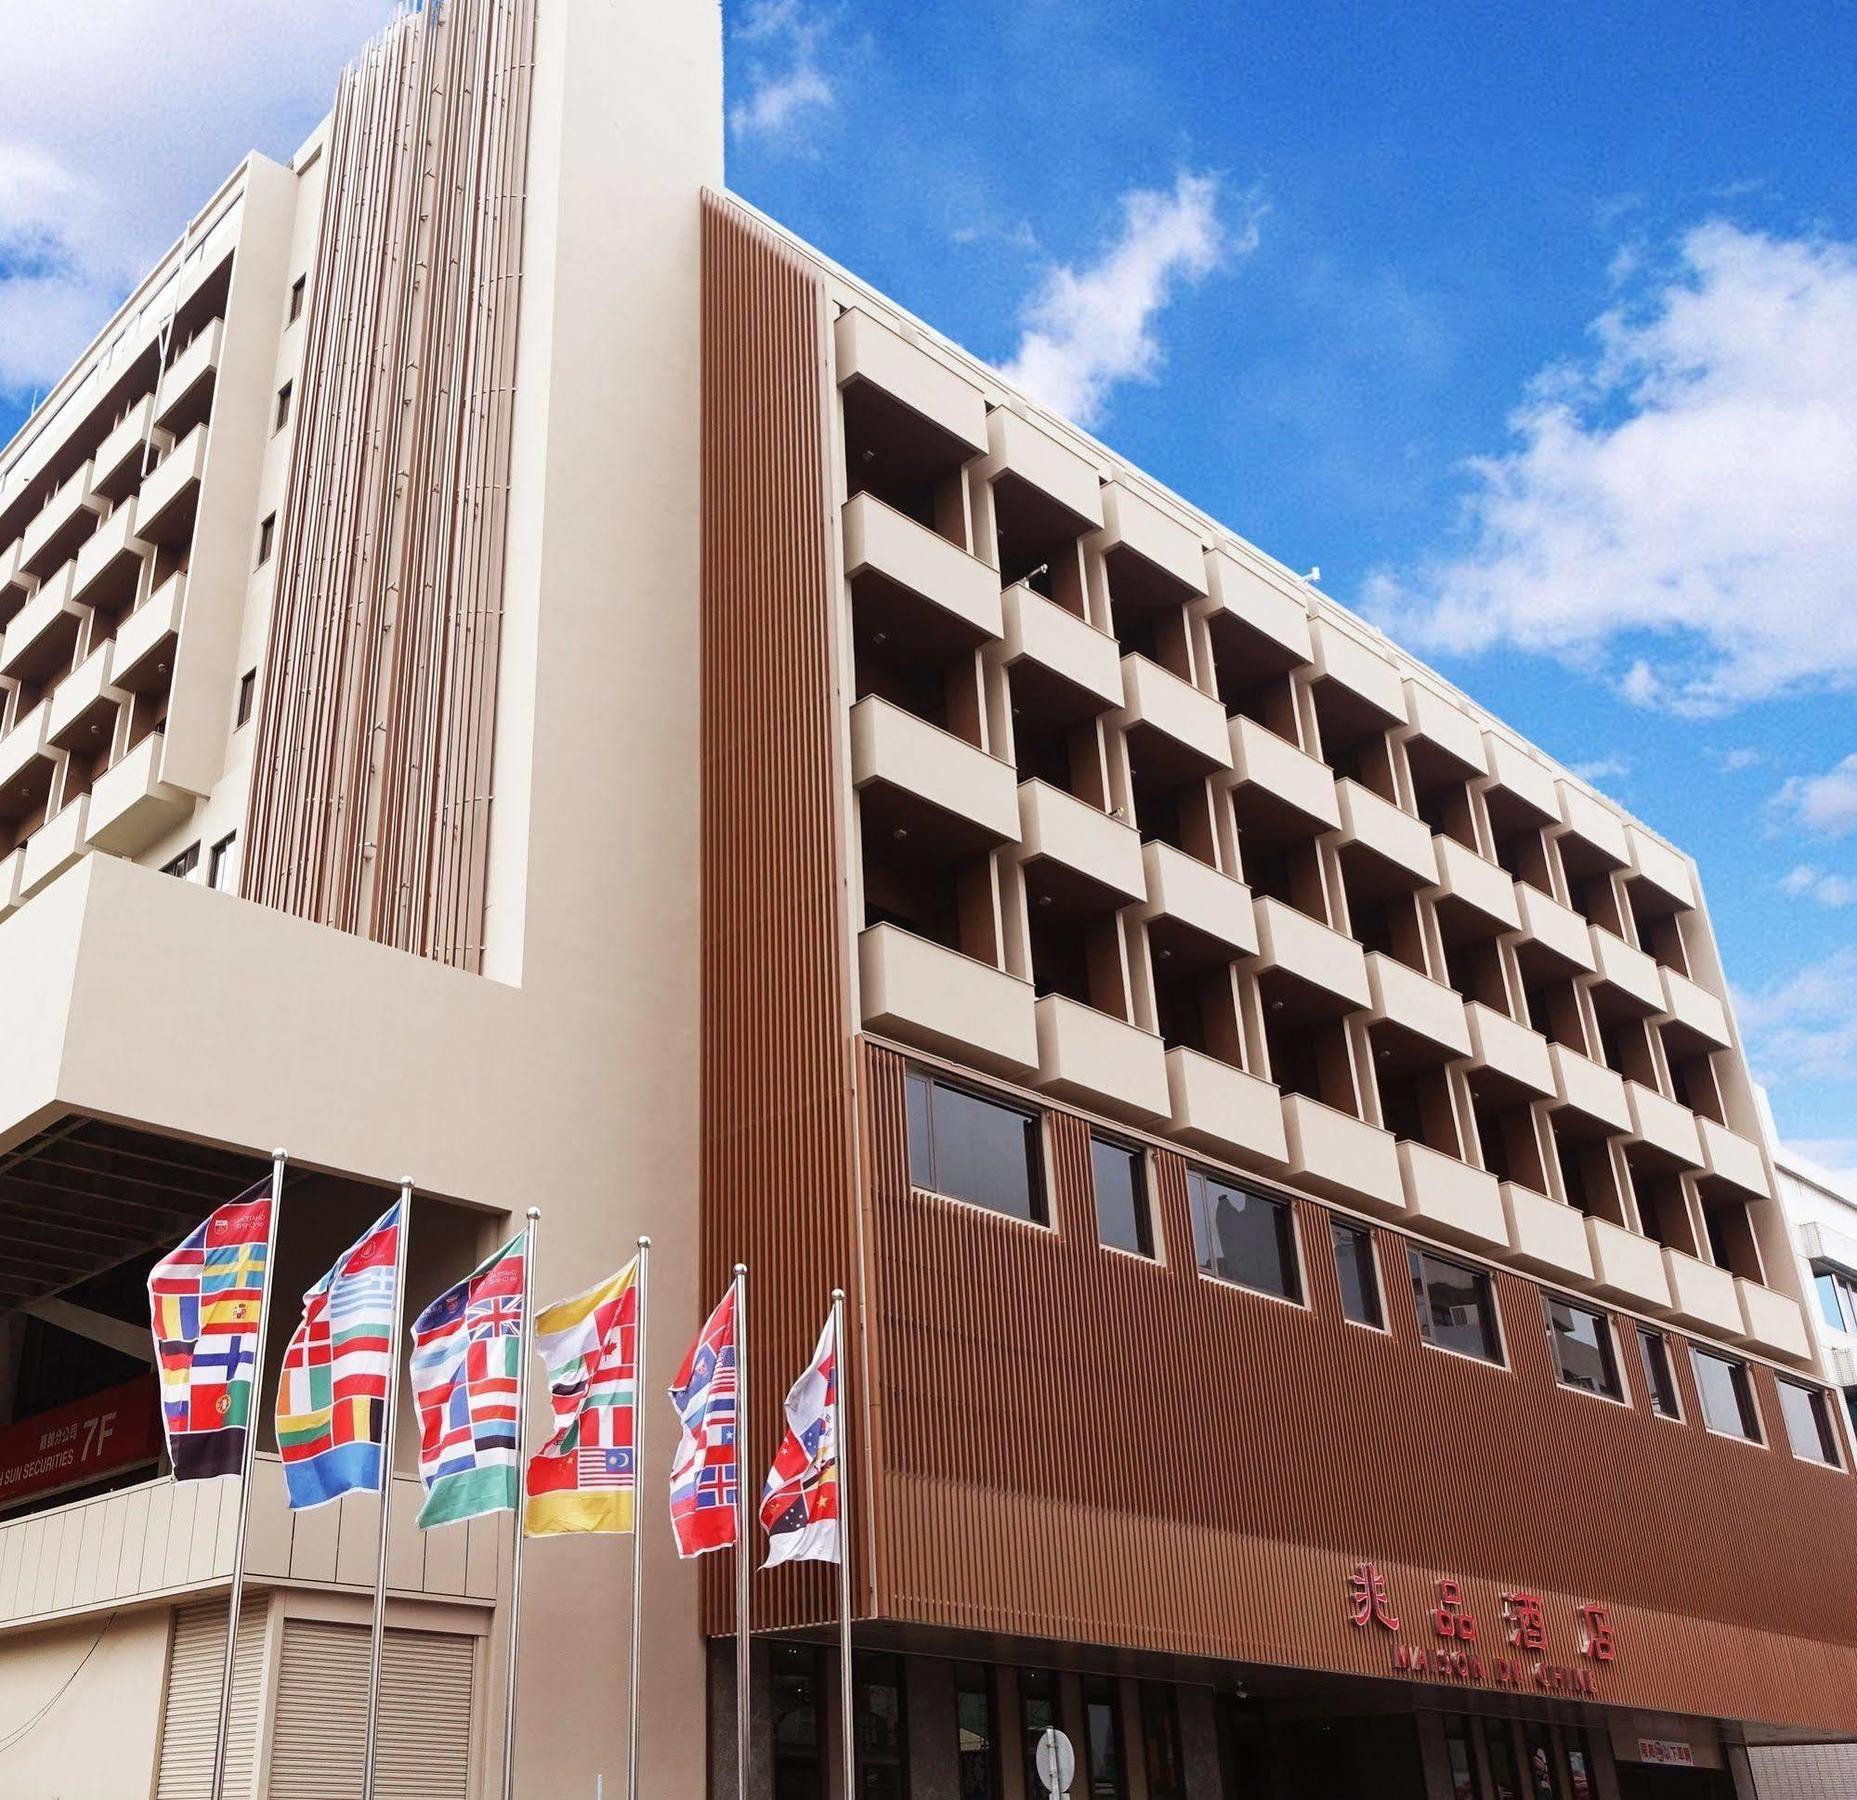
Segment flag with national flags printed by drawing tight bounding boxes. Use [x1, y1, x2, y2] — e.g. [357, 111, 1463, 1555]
[522, 1257, 639, 1537]
[274, 1202, 402, 1510]
[759, 1309, 841, 1568]
[148, 1187, 274, 1482]
[410, 1234, 526, 1528]
[667, 1284, 740, 1558]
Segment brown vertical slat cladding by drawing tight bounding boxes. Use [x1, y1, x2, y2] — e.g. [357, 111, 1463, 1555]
[861, 1041, 1857, 1732]
[699, 197, 862, 1637]
[241, 0, 533, 972]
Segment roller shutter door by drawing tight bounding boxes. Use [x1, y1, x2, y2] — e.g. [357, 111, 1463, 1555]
[267, 1617, 474, 1798]
[154, 1597, 268, 1799]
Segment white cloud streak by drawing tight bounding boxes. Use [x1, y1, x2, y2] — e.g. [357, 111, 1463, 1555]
[1774, 752, 1857, 838]
[1780, 865, 1857, 907]
[1365, 222, 1857, 714]
[1736, 947, 1857, 1087]
[728, 1, 836, 145]
[998, 172, 1250, 427]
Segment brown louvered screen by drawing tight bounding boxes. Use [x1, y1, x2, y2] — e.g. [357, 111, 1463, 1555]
[154, 1597, 268, 1800]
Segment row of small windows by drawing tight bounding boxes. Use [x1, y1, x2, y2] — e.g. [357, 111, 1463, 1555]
[902, 1065, 1846, 1469]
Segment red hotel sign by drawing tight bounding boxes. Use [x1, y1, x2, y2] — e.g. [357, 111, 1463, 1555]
[0, 1376, 162, 1508]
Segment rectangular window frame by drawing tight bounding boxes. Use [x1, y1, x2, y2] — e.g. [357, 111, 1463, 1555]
[208, 831, 239, 895]
[1635, 1326, 1683, 1421]
[1408, 1245, 1507, 1369]
[1330, 1218, 1386, 1332]
[1187, 1168, 1304, 1308]
[256, 513, 276, 568]
[1692, 1345, 1765, 1446]
[1777, 1377, 1845, 1469]
[236, 668, 257, 728]
[288, 274, 307, 323]
[1542, 1293, 1625, 1404]
[162, 842, 200, 881]
[1090, 1132, 1156, 1261]
[904, 1066, 1049, 1229]
[273, 381, 292, 433]
[953, 1663, 999, 1799]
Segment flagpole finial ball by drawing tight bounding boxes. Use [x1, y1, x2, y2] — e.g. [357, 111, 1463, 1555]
[399, 1176, 415, 1192]
[271, 1148, 287, 1162]
[637, 1234, 652, 1249]
[734, 1262, 748, 1277]
[526, 1207, 542, 1220]
[831, 1288, 845, 1302]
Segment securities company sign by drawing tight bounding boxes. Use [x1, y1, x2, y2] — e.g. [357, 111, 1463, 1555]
[0, 1376, 161, 1509]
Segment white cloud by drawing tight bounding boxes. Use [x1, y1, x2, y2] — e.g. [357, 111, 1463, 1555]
[1774, 752, 1857, 838]
[1365, 222, 1857, 714]
[1719, 746, 1764, 771]
[997, 172, 1249, 428]
[0, 1, 385, 398]
[1567, 755, 1630, 783]
[1787, 1139, 1857, 1200]
[1735, 948, 1857, 1086]
[1780, 865, 1857, 907]
[728, 1, 836, 145]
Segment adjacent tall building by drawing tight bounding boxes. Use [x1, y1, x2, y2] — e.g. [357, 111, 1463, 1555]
[0, 3, 1853, 1796]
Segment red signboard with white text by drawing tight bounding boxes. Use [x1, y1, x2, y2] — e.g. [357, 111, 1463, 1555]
[0, 1376, 162, 1510]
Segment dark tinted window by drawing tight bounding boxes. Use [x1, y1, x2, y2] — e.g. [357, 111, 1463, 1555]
[955, 1664, 996, 1799]
[1409, 1248, 1502, 1364]
[855, 1652, 907, 1798]
[1189, 1172, 1300, 1301]
[1445, 1717, 1483, 1800]
[1544, 1297, 1621, 1398]
[1779, 1380, 1842, 1466]
[1637, 1329, 1681, 1418]
[1083, 1677, 1126, 1798]
[1139, 1687, 1184, 1800]
[771, 1643, 823, 1800]
[1694, 1348, 1762, 1441]
[905, 1070, 1045, 1223]
[1020, 1669, 1057, 1799]
[1332, 1221, 1382, 1327]
[1091, 1136, 1152, 1256]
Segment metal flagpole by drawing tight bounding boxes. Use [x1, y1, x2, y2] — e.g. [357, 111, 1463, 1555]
[361, 1179, 414, 1800]
[627, 1236, 651, 1800]
[209, 1147, 286, 1800]
[832, 1289, 855, 1800]
[734, 1262, 751, 1800]
[501, 1207, 541, 1800]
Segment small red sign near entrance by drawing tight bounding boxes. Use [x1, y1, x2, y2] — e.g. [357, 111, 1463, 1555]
[0, 1376, 162, 1509]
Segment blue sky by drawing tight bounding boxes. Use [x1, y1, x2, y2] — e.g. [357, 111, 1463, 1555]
[3, 1, 1853, 1179]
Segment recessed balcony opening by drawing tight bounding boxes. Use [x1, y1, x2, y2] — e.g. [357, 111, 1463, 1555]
[1667, 1043, 1726, 1125]
[1470, 1089, 1549, 1193]
[1439, 924, 1508, 1012]
[7, 600, 84, 691]
[1551, 1114, 1626, 1224]
[1104, 538, 1199, 623]
[1372, 1059, 1459, 1159]
[1346, 882, 1426, 975]
[1111, 595, 1195, 683]
[992, 473, 1086, 616]
[1334, 791, 1431, 912]
[1206, 612, 1302, 737]
[82, 542, 145, 641]
[124, 691, 171, 756]
[1594, 1011, 1661, 1086]
[1558, 825, 1623, 896]
[1026, 895, 1125, 1019]
[1635, 906, 1693, 977]
[1518, 969, 1588, 1054]
[1152, 965, 1239, 1059]
[1243, 831, 1328, 924]
[1130, 764, 1218, 864]
[1309, 676, 1392, 772]
[1406, 734, 1480, 849]
[1631, 1163, 1700, 1256]
[843, 376, 970, 546]
[0, 755, 54, 856]
[1007, 661, 1106, 805]
[51, 696, 120, 806]
[1702, 1198, 1763, 1282]
[857, 776, 1002, 963]
[1487, 784, 1557, 887]
[1261, 1006, 1354, 1112]
[0, 571, 31, 635]
[24, 508, 99, 585]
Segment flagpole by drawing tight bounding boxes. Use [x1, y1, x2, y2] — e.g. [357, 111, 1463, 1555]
[361, 1180, 414, 1800]
[628, 1235, 651, 1800]
[734, 1262, 751, 1800]
[501, 1207, 540, 1800]
[210, 1147, 285, 1800]
[832, 1288, 855, 1800]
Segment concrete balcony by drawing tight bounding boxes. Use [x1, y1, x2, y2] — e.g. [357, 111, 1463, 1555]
[1308, 617, 1403, 729]
[1483, 733, 1559, 825]
[1626, 822, 1698, 914]
[1252, 896, 1370, 1014]
[1116, 653, 1231, 773]
[850, 695, 1019, 851]
[1585, 1216, 1672, 1310]
[857, 922, 1039, 1078]
[1281, 1093, 1405, 1215]
[1661, 967, 1731, 1054]
[1225, 715, 1340, 835]
[1466, 1002, 1555, 1100]
[154, 318, 225, 431]
[1098, 482, 1206, 600]
[0, 845, 21, 917]
[1662, 1249, 1744, 1340]
[111, 572, 185, 692]
[70, 502, 149, 616]
[84, 730, 194, 856]
[1549, 1044, 1632, 1135]
[21, 794, 88, 896]
[1433, 834, 1520, 934]
[1, 562, 83, 683]
[1139, 840, 1258, 961]
[998, 582, 1123, 714]
[132, 423, 208, 547]
[1502, 1183, 1596, 1283]
[0, 697, 50, 793]
[93, 394, 160, 499]
[1399, 1141, 1507, 1250]
[1736, 1278, 1811, 1363]
[1556, 779, 1629, 869]
[983, 407, 1103, 531]
[47, 642, 119, 746]
[1588, 926, 1664, 1016]
[1032, 993, 1170, 1124]
[1201, 547, 1312, 668]
[842, 492, 1002, 647]
[1014, 779, 1146, 907]
[1334, 779, 1437, 891]
[1163, 1047, 1287, 1172]
[1625, 1081, 1702, 1169]
[1697, 1117, 1772, 1201]
[19, 461, 99, 579]
[835, 308, 989, 460]
[1366, 952, 1470, 1060]
[1403, 681, 1487, 778]
[1515, 882, 1597, 975]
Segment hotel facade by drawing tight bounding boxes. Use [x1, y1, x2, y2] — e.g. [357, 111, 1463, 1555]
[0, 3, 1853, 1796]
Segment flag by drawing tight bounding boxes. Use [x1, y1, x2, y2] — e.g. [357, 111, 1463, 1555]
[410, 1234, 526, 1528]
[523, 1257, 640, 1537]
[274, 1202, 402, 1510]
[148, 1186, 273, 1482]
[667, 1284, 740, 1558]
[759, 1310, 841, 1568]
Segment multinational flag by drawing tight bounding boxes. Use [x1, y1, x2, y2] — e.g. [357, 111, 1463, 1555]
[758, 1310, 841, 1568]
[274, 1203, 402, 1510]
[148, 1187, 274, 1482]
[667, 1285, 740, 1558]
[410, 1234, 526, 1528]
[523, 1258, 640, 1537]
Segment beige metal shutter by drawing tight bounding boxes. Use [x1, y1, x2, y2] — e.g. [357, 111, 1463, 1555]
[154, 1597, 268, 1799]
[268, 1618, 474, 1799]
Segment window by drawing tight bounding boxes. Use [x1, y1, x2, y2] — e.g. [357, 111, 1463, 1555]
[288, 275, 307, 322]
[1693, 1348, 1762, 1441]
[1138, 1687, 1184, 1800]
[854, 1652, 907, 1798]
[1331, 1221, 1382, 1327]
[1815, 1267, 1857, 1335]
[904, 1070, 1045, 1223]
[1779, 1379, 1842, 1466]
[770, 1643, 822, 1800]
[1485, 1723, 1522, 1800]
[1091, 1135, 1152, 1257]
[274, 382, 293, 432]
[1083, 1677, 1126, 1799]
[162, 843, 200, 881]
[1188, 1171, 1300, 1301]
[208, 832, 239, 895]
[1637, 1328, 1681, 1418]
[1445, 1717, 1484, 1800]
[1409, 1247, 1503, 1364]
[1544, 1296, 1622, 1399]
[954, 1664, 996, 1799]
[236, 668, 257, 727]
[1565, 1729, 1594, 1800]
[256, 513, 276, 566]
[1019, 1670, 1057, 1800]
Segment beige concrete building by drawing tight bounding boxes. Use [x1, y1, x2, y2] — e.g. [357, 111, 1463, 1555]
[0, 1, 1853, 1796]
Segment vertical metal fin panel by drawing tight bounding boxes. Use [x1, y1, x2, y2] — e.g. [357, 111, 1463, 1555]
[241, 0, 536, 971]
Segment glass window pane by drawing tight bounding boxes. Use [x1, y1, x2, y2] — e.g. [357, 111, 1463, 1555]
[1637, 1329, 1680, 1417]
[1486, 1724, 1522, 1800]
[1332, 1222, 1382, 1326]
[1522, 1724, 1556, 1800]
[1445, 1718, 1483, 1800]
[1779, 1380, 1840, 1465]
[928, 1082, 1044, 1222]
[1084, 1679, 1125, 1799]
[855, 1653, 907, 1799]
[1410, 1248, 1502, 1363]
[1566, 1730, 1594, 1800]
[1091, 1137, 1152, 1256]
[955, 1665, 996, 1800]
[1694, 1349, 1760, 1440]
[772, 1644, 824, 1800]
[1545, 1297, 1621, 1398]
[1020, 1670, 1057, 1798]
[1199, 1176, 1300, 1299]
[1139, 1686, 1184, 1800]
[905, 1072, 933, 1188]
[1817, 1271, 1845, 1333]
